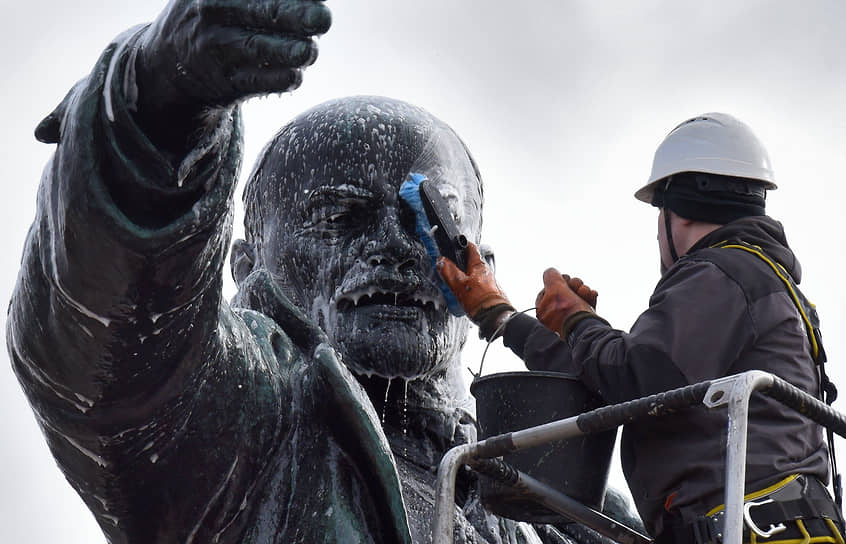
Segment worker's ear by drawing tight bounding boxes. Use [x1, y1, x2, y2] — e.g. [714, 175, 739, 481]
[230, 239, 256, 287]
[478, 243, 496, 273]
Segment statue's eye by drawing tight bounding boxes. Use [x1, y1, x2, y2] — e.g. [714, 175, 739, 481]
[307, 205, 351, 228]
[321, 212, 347, 225]
[300, 186, 376, 240]
[303, 200, 368, 240]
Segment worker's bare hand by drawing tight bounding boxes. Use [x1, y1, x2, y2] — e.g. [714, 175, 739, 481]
[135, 0, 330, 146]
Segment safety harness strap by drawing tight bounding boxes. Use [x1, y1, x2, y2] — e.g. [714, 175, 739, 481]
[661, 476, 844, 544]
[745, 495, 842, 526]
[714, 239, 842, 507]
[713, 240, 824, 364]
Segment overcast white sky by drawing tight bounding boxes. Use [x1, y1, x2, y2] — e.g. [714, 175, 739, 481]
[1, 1, 845, 542]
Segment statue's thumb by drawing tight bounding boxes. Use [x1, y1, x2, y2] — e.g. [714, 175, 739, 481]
[35, 85, 78, 144]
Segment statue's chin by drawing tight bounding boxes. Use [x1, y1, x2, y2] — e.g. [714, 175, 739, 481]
[336, 329, 449, 380]
[329, 310, 462, 380]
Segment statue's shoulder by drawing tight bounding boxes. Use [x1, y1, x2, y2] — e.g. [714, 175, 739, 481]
[230, 269, 328, 357]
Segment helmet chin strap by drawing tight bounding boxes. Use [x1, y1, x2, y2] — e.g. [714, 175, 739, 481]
[664, 208, 680, 264]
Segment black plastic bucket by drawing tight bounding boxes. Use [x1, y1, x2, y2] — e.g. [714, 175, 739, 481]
[470, 371, 617, 523]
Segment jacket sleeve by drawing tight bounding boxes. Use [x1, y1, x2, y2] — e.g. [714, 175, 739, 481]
[502, 312, 577, 374]
[6, 28, 291, 541]
[505, 259, 757, 404]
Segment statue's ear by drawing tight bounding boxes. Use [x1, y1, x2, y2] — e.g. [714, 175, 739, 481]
[231, 239, 256, 287]
[478, 243, 496, 273]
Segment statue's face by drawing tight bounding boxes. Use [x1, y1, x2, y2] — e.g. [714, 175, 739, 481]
[254, 98, 482, 379]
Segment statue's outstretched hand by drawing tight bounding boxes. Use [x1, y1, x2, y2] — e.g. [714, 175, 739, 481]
[135, 0, 331, 149]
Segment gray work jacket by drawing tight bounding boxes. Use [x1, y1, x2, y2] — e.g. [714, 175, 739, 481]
[503, 216, 829, 537]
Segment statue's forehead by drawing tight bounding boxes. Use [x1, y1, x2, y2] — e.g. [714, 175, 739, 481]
[269, 110, 475, 191]
[284, 103, 437, 154]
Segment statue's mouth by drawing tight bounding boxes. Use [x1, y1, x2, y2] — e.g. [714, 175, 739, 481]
[335, 288, 445, 320]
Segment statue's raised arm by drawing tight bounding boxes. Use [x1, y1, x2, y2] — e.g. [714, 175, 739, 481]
[2, 3, 387, 543]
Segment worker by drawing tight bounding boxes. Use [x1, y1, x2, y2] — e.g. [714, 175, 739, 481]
[438, 113, 843, 543]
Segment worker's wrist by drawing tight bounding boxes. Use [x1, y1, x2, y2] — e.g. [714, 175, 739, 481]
[560, 310, 610, 340]
[474, 303, 516, 341]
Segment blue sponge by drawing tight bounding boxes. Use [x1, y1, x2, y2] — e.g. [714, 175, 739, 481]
[398, 174, 465, 317]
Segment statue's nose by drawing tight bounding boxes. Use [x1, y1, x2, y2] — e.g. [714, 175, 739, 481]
[366, 253, 418, 273]
[364, 217, 419, 272]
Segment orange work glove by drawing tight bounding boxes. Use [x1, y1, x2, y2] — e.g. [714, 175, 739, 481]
[437, 243, 515, 335]
[560, 274, 598, 309]
[535, 267, 603, 339]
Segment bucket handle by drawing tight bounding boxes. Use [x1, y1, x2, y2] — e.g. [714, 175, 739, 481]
[473, 306, 536, 379]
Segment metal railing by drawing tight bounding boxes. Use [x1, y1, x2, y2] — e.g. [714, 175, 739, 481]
[433, 370, 846, 543]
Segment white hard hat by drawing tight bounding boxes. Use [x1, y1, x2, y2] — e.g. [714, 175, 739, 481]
[635, 113, 777, 203]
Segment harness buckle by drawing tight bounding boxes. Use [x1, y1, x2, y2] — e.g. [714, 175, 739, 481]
[744, 498, 787, 538]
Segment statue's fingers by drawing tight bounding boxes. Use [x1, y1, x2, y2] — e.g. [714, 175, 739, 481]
[225, 66, 304, 102]
[204, 31, 320, 101]
[215, 31, 319, 69]
[270, 0, 331, 36]
[217, 68, 303, 105]
[207, 0, 331, 38]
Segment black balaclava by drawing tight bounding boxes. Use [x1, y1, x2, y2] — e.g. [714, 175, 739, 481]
[652, 171, 767, 265]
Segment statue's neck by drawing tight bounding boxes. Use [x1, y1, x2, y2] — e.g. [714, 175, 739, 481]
[355, 362, 467, 415]
[354, 364, 476, 465]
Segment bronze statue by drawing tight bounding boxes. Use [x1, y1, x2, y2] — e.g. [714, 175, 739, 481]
[8, 1, 633, 542]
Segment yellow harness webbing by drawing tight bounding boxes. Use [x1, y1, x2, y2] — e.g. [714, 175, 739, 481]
[712, 241, 821, 362]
